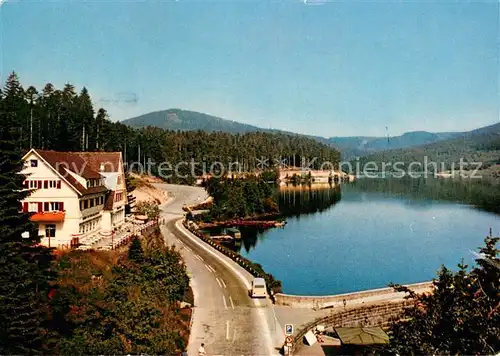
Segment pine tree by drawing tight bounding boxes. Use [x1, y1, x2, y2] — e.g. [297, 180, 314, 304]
[76, 87, 94, 151]
[2, 72, 26, 149]
[387, 236, 500, 354]
[128, 236, 144, 262]
[94, 108, 108, 150]
[0, 89, 57, 353]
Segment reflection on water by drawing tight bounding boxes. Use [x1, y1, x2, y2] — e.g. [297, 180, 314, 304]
[278, 183, 342, 218]
[350, 177, 500, 214]
[234, 179, 499, 295]
[227, 184, 342, 253]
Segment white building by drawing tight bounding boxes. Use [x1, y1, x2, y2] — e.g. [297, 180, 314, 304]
[20, 149, 127, 249]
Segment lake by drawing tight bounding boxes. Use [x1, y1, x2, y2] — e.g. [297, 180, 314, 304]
[234, 179, 500, 295]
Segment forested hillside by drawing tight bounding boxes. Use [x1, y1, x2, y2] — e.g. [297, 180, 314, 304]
[355, 126, 500, 172]
[124, 109, 479, 160]
[329, 131, 461, 159]
[0, 72, 340, 183]
[123, 109, 268, 133]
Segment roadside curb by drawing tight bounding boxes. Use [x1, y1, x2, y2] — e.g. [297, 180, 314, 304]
[174, 219, 282, 355]
[182, 220, 283, 299]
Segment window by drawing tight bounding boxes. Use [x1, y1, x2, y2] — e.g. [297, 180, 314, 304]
[29, 180, 38, 189]
[49, 202, 60, 211]
[45, 224, 56, 238]
[90, 199, 94, 208]
[100, 196, 104, 205]
[29, 202, 38, 212]
[44, 181, 48, 189]
[30, 159, 38, 167]
[84, 200, 89, 209]
[49, 180, 58, 188]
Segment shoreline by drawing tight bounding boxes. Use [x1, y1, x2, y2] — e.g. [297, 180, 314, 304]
[196, 212, 285, 229]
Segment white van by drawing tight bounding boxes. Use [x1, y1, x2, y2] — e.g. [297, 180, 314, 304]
[251, 278, 267, 298]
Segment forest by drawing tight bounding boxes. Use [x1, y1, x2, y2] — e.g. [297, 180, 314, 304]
[355, 129, 500, 173]
[0, 101, 191, 354]
[0, 72, 340, 184]
[203, 172, 279, 220]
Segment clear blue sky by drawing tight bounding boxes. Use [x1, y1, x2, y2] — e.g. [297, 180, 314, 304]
[1, 0, 498, 137]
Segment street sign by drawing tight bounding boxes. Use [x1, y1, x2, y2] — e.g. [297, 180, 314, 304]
[285, 336, 294, 344]
[285, 324, 294, 336]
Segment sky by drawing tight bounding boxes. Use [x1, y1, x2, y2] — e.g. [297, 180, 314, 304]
[1, 0, 499, 137]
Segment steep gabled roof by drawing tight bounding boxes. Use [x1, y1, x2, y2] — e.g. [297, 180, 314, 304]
[104, 190, 115, 211]
[27, 149, 122, 196]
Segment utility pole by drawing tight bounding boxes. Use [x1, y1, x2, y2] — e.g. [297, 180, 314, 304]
[82, 125, 86, 151]
[124, 139, 127, 165]
[30, 106, 33, 148]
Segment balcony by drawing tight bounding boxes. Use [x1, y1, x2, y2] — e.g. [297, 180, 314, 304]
[30, 211, 65, 223]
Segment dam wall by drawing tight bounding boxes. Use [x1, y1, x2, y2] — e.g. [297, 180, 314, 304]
[274, 281, 432, 309]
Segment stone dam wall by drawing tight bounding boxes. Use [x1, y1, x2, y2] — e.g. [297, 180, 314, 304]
[275, 281, 433, 309]
[291, 300, 414, 353]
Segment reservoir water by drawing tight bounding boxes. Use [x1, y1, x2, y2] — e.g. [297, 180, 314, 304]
[235, 179, 500, 295]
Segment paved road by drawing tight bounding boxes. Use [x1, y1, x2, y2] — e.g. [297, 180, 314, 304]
[155, 184, 283, 355]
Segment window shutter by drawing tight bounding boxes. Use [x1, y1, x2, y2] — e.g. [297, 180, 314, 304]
[60, 202, 64, 211]
[57, 181, 61, 189]
[24, 180, 28, 189]
[44, 181, 48, 189]
[44, 202, 49, 211]
[37, 181, 42, 189]
[23, 202, 28, 212]
[38, 202, 43, 212]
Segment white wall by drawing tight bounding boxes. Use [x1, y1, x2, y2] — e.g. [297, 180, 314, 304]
[22, 152, 81, 247]
[102, 211, 112, 231]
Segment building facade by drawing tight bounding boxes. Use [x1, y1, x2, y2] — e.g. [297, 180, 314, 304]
[21, 149, 127, 248]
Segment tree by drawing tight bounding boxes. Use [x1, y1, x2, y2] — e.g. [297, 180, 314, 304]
[75, 87, 94, 151]
[387, 236, 500, 355]
[135, 201, 160, 221]
[0, 93, 57, 353]
[128, 236, 144, 262]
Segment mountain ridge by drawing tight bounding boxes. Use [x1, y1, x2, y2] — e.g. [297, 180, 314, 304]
[122, 109, 499, 159]
[355, 122, 500, 172]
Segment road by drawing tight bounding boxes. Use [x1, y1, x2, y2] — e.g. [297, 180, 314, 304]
[155, 184, 283, 355]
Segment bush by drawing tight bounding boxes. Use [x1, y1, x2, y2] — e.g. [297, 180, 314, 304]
[135, 201, 160, 220]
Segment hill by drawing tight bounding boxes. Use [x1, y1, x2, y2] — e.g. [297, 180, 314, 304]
[123, 108, 282, 134]
[355, 122, 500, 173]
[122, 109, 498, 160]
[328, 131, 461, 159]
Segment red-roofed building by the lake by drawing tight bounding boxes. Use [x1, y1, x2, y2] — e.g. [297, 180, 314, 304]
[21, 149, 127, 248]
